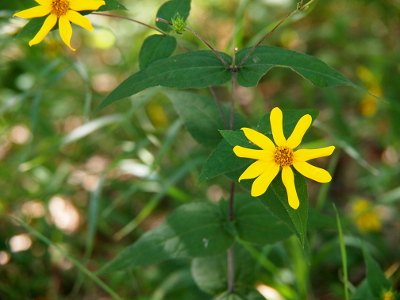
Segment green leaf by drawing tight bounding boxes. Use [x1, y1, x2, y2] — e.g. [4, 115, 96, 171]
[16, 16, 47, 40]
[97, 0, 127, 11]
[15, 0, 127, 40]
[97, 202, 234, 274]
[220, 194, 292, 245]
[363, 246, 391, 298]
[351, 280, 375, 300]
[225, 169, 309, 254]
[163, 90, 249, 148]
[92, 51, 232, 116]
[156, 0, 191, 32]
[270, 169, 309, 245]
[197, 140, 253, 184]
[236, 45, 359, 89]
[191, 243, 257, 295]
[139, 35, 177, 70]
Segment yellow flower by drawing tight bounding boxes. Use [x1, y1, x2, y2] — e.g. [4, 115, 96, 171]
[351, 198, 381, 233]
[383, 291, 395, 300]
[233, 107, 335, 209]
[14, 0, 105, 51]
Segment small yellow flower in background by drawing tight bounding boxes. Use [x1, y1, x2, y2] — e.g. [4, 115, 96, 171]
[14, 0, 106, 51]
[383, 291, 395, 300]
[233, 107, 335, 209]
[351, 198, 381, 233]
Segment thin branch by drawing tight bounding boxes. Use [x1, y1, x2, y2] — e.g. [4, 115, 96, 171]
[92, 13, 166, 35]
[236, 0, 315, 68]
[156, 18, 232, 69]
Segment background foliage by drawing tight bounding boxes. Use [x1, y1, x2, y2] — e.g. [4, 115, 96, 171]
[1, 0, 400, 299]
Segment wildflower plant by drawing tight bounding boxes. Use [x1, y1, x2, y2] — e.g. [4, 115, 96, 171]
[6, 0, 397, 299]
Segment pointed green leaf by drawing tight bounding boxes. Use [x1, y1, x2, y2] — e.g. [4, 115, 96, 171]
[163, 90, 249, 148]
[139, 35, 177, 70]
[15, 0, 127, 40]
[197, 140, 253, 184]
[191, 243, 257, 295]
[236, 46, 361, 90]
[219, 194, 292, 245]
[350, 280, 375, 300]
[97, 202, 234, 274]
[92, 51, 232, 116]
[363, 246, 391, 298]
[156, 0, 191, 32]
[224, 169, 299, 243]
[270, 169, 308, 245]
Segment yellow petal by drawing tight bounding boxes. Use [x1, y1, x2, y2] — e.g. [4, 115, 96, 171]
[251, 163, 280, 197]
[239, 160, 272, 182]
[294, 146, 335, 162]
[293, 161, 332, 183]
[14, 5, 51, 19]
[241, 128, 275, 153]
[233, 146, 272, 161]
[270, 107, 286, 147]
[69, 0, 106, 11]
[286, 114, 312, 149]
[282, 167, 299, 209]
[66, 10, 93, 31]
[29, 14, 57, 46]
[59, 15, 75, 51]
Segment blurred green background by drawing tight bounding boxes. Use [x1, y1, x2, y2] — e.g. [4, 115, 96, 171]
[0, 0, 400, 299]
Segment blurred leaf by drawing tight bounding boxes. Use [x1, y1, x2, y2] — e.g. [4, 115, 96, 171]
[363, 246, 391, 298]
[308, 208, 337, 230]
[62, 114, 123, 145]
[113, 156, 206, 240]
[212, 288, 266, 300]
[191, 243, 257, 295]
[97, 202, 235, 274]
[163, 90, 249, 148]
[334, 205, 349, 300]
[15, 0, 126, 40]
[156, 0, 191, 32]
[220, 194, 292, 245]
[139, 35, 177, 70]
[236, 46, 363, 91]
[350, 280, 375, 300]
[92, 51, 232, 116]
[11, 217, 124, 300]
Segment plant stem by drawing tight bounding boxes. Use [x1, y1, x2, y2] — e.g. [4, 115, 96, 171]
[92, 12, 166, 35]
[156, 18, 232, 69]
[236, 0, 315, 68]
[227, 49, 238, 293]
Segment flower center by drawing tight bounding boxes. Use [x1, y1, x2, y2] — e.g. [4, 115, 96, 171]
[51, 0, 70, 17]
[274, 146, 294, 167]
